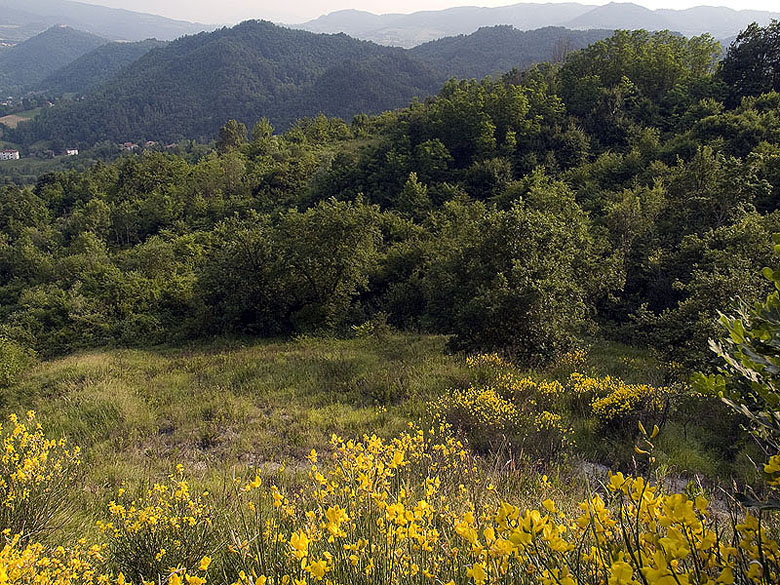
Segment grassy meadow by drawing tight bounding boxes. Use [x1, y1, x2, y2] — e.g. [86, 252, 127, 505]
[3, 332, 779, 585]
[0, 333, 759, 538]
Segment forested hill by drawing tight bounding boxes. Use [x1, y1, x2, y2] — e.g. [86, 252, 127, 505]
[9, 20, 443, 146]
[7, 22, 623, 148]
[35, 39, 169, 96]
[410, 26, 613, 79]
[0, 26, 106, 95]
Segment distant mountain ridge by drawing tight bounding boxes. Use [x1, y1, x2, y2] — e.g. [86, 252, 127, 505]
[0, 0, 211, 43]
[298, 2, 780, 48]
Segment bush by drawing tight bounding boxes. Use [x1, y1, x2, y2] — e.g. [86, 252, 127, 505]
[432, 385, 520, 451]
[0, 416, 778, 585]
[434, 356, 573, 456]
[99, 468, 215, 583]
[0, 411, 81, 540]
[0, 534, 107, 585]
[216, 427, 780, 585]
[0, 338, 35, 387]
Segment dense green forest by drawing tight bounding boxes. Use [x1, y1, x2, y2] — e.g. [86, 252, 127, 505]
[35, 38, 168, 95]
[2, 24, 780, 371]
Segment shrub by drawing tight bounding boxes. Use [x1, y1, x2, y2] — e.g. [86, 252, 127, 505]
[590, 379, 669, 430]
[0, 534, 107, 585]
[0, 418, 779, 585]
[223, 427, 778, 585]
[0, 338, 35, 388]
[567, 373, 672, 431]
[432, 386, 520, 451]
[99, 468, 215, 583]
[434, 369, 572, 456]
[0, 411, 81, 540]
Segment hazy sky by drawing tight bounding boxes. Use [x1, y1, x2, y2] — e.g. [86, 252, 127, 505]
[76, 0, 780, 25]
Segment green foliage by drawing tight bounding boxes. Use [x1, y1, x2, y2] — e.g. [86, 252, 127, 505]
[216, 120, 247, 154]
[0, 338, 35, 388]
[720, 20, 780, 104]
[559, 30, 721, 145]
[695, 234, 780, 452]
[1, 25, 780, 371]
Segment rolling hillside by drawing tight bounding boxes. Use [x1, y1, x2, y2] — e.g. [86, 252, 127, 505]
[300, 3, 597, 48]
[410, 25, 613, 79]
[36, 38, 168, 95]
[0, 25, 106, 95]
[9, 20, 443, 145]
[7, 21, 646, 147]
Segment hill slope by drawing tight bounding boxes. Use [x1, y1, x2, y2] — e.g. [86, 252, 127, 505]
[299, 2, 780, 48]
[0, 26, 106, 94]
[10, 20, 443, 145]
[0, 0, 209, 43]
[410, 25, 613, 79]
[36, 38, 168, 96]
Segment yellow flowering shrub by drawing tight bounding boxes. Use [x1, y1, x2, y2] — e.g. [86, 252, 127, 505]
[435, 369, 572, 455]
[558, 348, 588, 371]
[465, 353, 513, 370]
[493, 374, 564, 411]
[99, 467, 214, 583]
[0, 533, 107, 585]
[0, 411, 81, 540]
[533, 411, 574, 453]
[434, 386, 519, 437]
[590, 380, 669, 429]
[225, 426, 475, 585]
[0, 416, 780, 585]
[222, 425, 779, 585]
[566, 373, 672, 430]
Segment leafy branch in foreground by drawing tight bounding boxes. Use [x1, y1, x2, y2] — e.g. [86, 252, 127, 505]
[694, 234, 780, 452]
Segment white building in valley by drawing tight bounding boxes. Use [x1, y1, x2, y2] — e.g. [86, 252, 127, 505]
[65, 148, 79, 156]
[0, 149, 19, 160]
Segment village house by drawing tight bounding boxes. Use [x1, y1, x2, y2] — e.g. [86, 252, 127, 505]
[65, 148, 79, 156]
[0, 149, 20, 161]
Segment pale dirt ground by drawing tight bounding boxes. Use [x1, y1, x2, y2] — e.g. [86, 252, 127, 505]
[0, 114, 27, 128]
